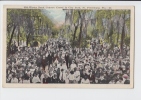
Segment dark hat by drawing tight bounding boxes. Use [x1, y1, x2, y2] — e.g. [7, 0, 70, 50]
[61, 69, 64, 72]
[12, 74, 16, 77]
[70, 71, 74, 74]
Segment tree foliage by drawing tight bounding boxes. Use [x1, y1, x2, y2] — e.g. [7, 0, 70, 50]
[62, 9, 131, 51]
[7, 9, 55, 47]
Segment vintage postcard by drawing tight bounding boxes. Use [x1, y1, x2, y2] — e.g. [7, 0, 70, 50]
[2, 5, 134, 88]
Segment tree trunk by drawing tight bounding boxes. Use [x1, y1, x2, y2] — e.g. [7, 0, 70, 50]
[117, 20, 120, 45]
[79, 22, 83, 49]
[120, 14, 125, 57]
[73, 25, 78, 48]
[117, 32, 119, 45]
[26, 33, 30, 46]
[7, 25, 16, 56]
[78, 11, 83, 50]
[109, 20, 113, 43]
[18, 27, 20, 46]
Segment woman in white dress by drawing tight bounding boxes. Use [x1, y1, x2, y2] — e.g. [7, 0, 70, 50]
[74, 68, 80, 83]
[65, 70, 70, 84]
[68, 71, 75, 84]
[32, 74, 41, 83]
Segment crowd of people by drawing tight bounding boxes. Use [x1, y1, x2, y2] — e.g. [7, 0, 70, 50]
[6, 37, 130, 84]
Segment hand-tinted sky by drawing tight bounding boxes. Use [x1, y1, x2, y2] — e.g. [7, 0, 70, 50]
[45, 9, 66, 26]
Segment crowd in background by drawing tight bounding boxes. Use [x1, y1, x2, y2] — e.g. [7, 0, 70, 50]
[6, 37, 130, 84]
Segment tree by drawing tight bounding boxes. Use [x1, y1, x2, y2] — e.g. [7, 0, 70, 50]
[95, 9, 130, 53]
[7, 9, 55, 55]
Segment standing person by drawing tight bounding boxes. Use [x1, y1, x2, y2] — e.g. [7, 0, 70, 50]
[65, 52, 69, 68]
[51, 51, 55, 62]
[70, 61, 77, 71]
[42, 56, 46, 70]
[58, 53, 63, 65]
[68, 54, 73, 68]
[59, 69, 66, 83]
[72, 48, 76, 56]
[56, 68, 60, 82]
[58, 43, 62, 51]
[43, 74, 49, 84]
[48, 52, 53, 67]
[53, 53, 59, 66]
[65, 70, 70, 84]
[36, 55, 42, 67]
[74, 68, 80, 83]
[40, 71, 45, 83]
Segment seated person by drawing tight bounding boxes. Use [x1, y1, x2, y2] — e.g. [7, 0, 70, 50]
[81, 75, 90, 84]
[32, 74, 41, 83]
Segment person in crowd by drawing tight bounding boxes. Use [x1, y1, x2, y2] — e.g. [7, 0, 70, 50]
[6, 37, 130, 84]
[11, 74, 18, 83]
[74, 68, 80, 83]
[43, 74, 49, 84]
[68, 54, 73, 68]
[48, 52, 53, 67]
[52, 73, 58, 83]
[59, 69, 66, 83]
[40, 71, 45, 83]
[109, 79, 116, 84]
[81, 75, 90, 84]
[116, 77, 124, 84]
[88, 70, 95, 84]
[68, 71, 75, 83]
[65, 52, 69, 69]
[32, 74, 41, 83]
[42, 56, 46, 70]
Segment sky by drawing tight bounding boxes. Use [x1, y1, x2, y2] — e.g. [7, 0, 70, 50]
[43, 9, 66, 27]
[41, 9, 97, 27]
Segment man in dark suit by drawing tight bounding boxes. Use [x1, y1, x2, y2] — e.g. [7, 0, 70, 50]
[48, 52, 53, 67]
[52, 74, 58, 83]
[88, 70, 95, 83]
[68, 54, 73, 68]
[65, 52, 69, 68]
[58, 43, 62, 51]
[48, 75, 53, 83]
[41, 56, 46, 70]
[36, 56, 42, 67]
[72, 48, 76, 56]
